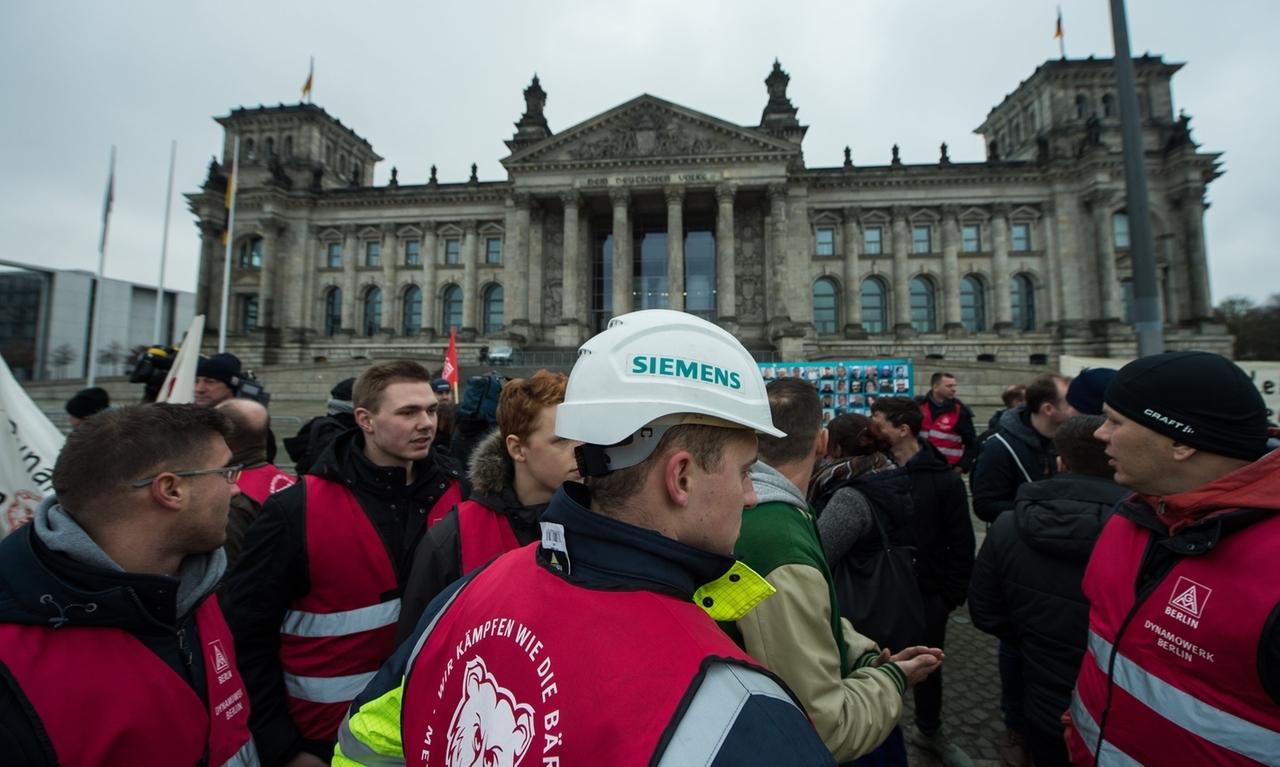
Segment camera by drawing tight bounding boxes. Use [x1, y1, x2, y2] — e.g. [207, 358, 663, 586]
[130, 345, 176, 403]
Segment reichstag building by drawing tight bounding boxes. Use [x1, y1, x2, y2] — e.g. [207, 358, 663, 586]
[187, 55, 1227, 365]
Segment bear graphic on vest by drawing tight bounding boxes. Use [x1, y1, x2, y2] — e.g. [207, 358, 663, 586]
[446, 656, 536, 767]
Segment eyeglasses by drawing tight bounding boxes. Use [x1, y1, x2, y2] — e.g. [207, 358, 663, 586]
[130, 464, 244, 488]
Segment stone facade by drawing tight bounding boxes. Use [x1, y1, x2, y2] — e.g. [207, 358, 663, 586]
[187, 56, 1230, 367]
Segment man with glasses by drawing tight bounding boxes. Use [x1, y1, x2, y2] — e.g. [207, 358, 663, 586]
[0, 404, 257, 765]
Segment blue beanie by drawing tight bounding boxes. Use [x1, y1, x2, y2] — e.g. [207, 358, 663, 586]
[1066, 368, 1116, 416]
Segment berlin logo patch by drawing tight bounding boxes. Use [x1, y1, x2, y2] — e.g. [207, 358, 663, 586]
[209, 639, 231, 674]
[1168, 576, 1211, 619]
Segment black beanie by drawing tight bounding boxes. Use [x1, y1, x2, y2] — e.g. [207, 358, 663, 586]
[1104, 351, 1268, 461]
[196, 353, 241, 386]
[66, 387, 110, 419]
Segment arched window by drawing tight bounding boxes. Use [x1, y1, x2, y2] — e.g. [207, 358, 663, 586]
[441, 284, 462, 332]
[265, 136, 275, 157]
[283, 135, 294, 157]
[245, 137, 256, 160]
[1011, 274, 1037, 331]
[323, 287, 341, 337]
[402, 286, 422, 336]
[239, 295, 258, 333]
[1102, 93, 1115, 118]
[860, 277, 888, 333]
[482, 284, 504, 335]
[362, 287, 382, 337]
[1075, 93, 1088, 120]
[813, 277, 839, 335]
[910, 276, 937, 333]
[238, 237, 263, 269]
[960, 275, 987, 332]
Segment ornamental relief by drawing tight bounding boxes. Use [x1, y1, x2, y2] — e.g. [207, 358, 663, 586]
[559, 108, 735, 161]
[542, 214, 564, 323]
[735, 208, 767, 323]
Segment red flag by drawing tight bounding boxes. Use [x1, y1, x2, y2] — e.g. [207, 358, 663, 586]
[442, 327, 460, 394]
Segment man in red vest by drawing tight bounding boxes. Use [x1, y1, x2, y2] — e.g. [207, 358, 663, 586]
[217, 398, 296, 570]
[223, 360, 464, 766]
[395, 370, 579, 642]
[916, 372, 977, 472]
[334, 310, 835, 766]
[0, 404, 256, 765]
[1065, 351, 1280, 765]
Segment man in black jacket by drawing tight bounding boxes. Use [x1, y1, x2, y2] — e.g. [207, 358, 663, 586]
[222, 360, 464, 766]
[872, 396, 976, 767]
[0, 404, 256, 764]
[915, 372, 979, 472]
[969, 414, 1125, 767]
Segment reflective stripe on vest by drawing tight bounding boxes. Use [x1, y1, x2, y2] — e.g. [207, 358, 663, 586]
[1086, 630, 1280, 764]
[282, 598, 401, 638]
[920, 402, 964, 466]
[285, 670, 380, 705]
[1068, 691, 1143, 767]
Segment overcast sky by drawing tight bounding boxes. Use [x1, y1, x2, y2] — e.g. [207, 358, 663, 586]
[2, 0, 1276, 307]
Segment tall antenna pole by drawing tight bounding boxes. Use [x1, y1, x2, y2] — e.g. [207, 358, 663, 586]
[87, 146, 115, 387]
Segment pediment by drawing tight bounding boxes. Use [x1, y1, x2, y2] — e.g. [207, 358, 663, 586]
[504, 95, 799, 167]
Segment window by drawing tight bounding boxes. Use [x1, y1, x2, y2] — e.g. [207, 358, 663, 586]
[960, 275, 986, 332]
[265, 137, 275, 157]
[1113, 213, 1130, 249]
[813, 277, 839, 334]
[962, 224, 982, 253]
[1102, 93, 1115, 118]
[239, 295, 258, 333]
[683, 229, 716, 322]
[1076, 93, 1088, 120]
[404, 240, 421, 266]
[815, 227, 835, 258]
[445, 238, 461, 265]
[441, 285, 462, 331]
[860, 277, 887, 333]
[910, 276, 937, 333]
[483, 284, 504, 334]
[912, 225, 932, 254]
[323, 287, 341, 336]
[864, 226, 883, 255]
[362, 287, 382, 337]
[325, 143, 334, 165]
[326, 242, 342, 268]
[633, 228, 669, 310]
[1011, 223, 1031, 252]
[402, 286, 422, 335]
[485, 237, 502, 265]
[245, 138, 256, 160]
[1011, 273, 1036, 330]
[238, 237, 263, 269]
[364, 241, 381, 267]
[283, 136, 293, 157]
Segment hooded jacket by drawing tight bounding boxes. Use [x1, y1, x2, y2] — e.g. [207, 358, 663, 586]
[220, 427, 463, 765]
[727, 462, 908, 763]
[0, 498, 229, 762]
[968, 474, 1126, 738]
[905, 439, 975, 608]
[394, 429, 545, 643]
[971, 404, 1057, 523]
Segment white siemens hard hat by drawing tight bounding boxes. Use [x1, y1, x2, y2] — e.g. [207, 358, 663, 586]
[556, 310, 783, 474]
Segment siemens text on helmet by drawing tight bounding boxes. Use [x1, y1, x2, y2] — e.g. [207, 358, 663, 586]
[630, 355, 743, 391]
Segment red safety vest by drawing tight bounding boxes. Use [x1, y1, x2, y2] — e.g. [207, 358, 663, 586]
[401, 544, 761, 767]
[920, 401, 964, 466]
[457, 499, 521, 574]
[1066, 510, 1280, 766]
[279, 476, 402, 742]
[0, 597, 256, 766]
[426, 480, 464, 528]
[236, 463, 296, 506]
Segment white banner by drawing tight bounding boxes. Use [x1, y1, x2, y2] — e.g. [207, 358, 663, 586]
[0, 354, 65, 537]
[157, 314, 204, 404]
[1061, 354, 1280, 422]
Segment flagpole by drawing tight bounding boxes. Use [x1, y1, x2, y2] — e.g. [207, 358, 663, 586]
[1057, 6, 1066, 59]
[218, 135, 240, 353]
[153, 139, 177, 344]
[87, 146, 115, 387]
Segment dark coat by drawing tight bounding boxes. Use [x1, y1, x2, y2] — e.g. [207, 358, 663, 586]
[968, 474, 1126, 737]
[971, 405, 1058, 523]
[905, 440, 975, 608]
[220, 428, 463, 765]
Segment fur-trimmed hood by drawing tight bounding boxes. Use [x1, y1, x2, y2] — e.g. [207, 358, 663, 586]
[467, 429, 515, 500]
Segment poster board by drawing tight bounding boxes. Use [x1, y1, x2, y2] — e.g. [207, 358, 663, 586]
[758, 359, 915, 425]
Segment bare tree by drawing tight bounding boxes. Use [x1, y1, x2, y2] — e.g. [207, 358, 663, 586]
[49, 343, 76, 378]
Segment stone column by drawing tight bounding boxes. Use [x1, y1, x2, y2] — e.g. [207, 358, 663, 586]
[341, 225, 358, 334]
[461, 220, 480, 337]
[991, 204, 1014, 328]
[508, 195, 532, 336]
[258, 223, 279, 330]
[842, 206, 863, 335]
[666, 186, 685, 312]
[610, 189, 632, 317]
[1050, 189, 1086, 335]
[767, 185, 789, 323]
[891, 205, 912, 333]
[1039, 201, 1063, 327]
[941, 205, 963, 333]
[1181, 187, 1212, 320]
[421, 222, 438, 337]
[1087, 193, 1121, 320]
[287, 223, 313, 335]
[714, 184, 737, 320]
[528, 204, 545, 330]
[380, 223, 396, 333]
[196, 223, 221, 318]
[557, 192, 584, 346]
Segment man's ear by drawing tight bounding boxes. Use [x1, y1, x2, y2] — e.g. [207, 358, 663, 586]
[662, 449, 694, 508]
[148, 474, 185, 511]
[354, 407, 375, 433]
[1055, 455, 1067, 474]
[815, 427, 829, 459]
[506, 433, 526, 463]
[1170, 442, 1199, 463]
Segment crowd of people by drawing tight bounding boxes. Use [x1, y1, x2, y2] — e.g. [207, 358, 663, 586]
[3, 318, 1277, 766]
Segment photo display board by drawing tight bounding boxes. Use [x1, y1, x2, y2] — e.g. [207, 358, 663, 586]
[758, 359, 915, 425]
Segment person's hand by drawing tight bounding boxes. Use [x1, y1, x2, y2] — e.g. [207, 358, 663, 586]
[285, 752, 329, 767]
[880, 645, 944, 687]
